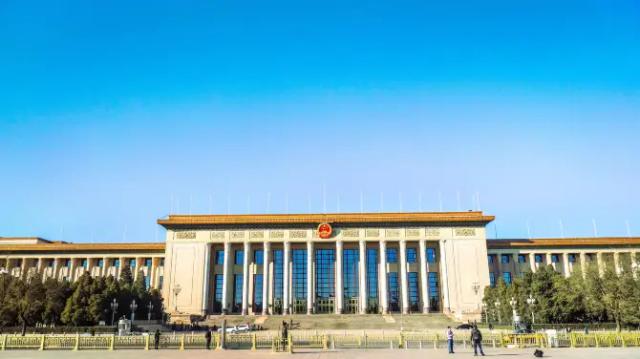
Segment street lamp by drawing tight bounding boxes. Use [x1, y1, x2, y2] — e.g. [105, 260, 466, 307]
[526, 294, 536, 325]
[130, 299, 138, 324]
[509, 296, 519, 329]
[173, 284, 182, 312]
[110, 298, 119, 326]
[494, 300, 501, 324]
[147, 301, 154, 321]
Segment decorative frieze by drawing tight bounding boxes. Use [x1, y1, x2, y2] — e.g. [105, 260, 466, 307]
[290, 230, 307, 239]
[249, 231, 264, 239]
[230, 231, 246, 240]
[341, 229, 359, 238]
[210, 232, 225, 240]
[406, 228, 420, 237]
[385, 229, 401, 238]
[270, 231, 285, 239]
[425, 228, 440, 237]
[366, 229, 380, 237]
[455, 228, 476, 237]
[175, 231, 196, 239]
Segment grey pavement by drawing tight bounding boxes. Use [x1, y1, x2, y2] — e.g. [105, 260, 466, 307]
[1, 348, 640, 359]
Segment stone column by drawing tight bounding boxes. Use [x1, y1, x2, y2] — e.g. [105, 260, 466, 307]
[580, 252, 587, 278]
[307, 241, 314, 314]
[358, 240, 367, 314]
[202, 244, 212, 315]
[529, 253, 536, 272]
[562, 253, 570, 278]
[335, 240, 343, 314]
[262, 242, 271, 315]
[399, 240, 409, 314]
[241, 241, 251, 315]
[419, 240, 429, 313]
[596, 252, 604, 276]
[379, 240, 388, 314]
[52, 258, 59, 281]
[221, 241, 231, 313]
[631, 252, 638, 279]
[439, 240, 450, 313]
[283, 241, 291, 315]
[613, 252, 621, 274]
[69, 259, 76, 282]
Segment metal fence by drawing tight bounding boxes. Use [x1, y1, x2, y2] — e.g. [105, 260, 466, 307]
[1, 331, 640, 351]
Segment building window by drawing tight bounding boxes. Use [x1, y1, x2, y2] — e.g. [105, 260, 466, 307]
[129, 259, 136, 268]
[233, 274, 243, 313]
[292, 249, 307, 302]
[387, 272, 400, 312]
[568, 254, 577, 263]
[534, 254, 544, 263]
[15, 259, 22, 267]
[273, 249, 284, 314]
[428, 272, 440, 311]
[426, 248, 437, 263]
[145, 258, 152, 267]
[315, 249, 335, 299]
[144, 275, 150, 289]
[503, 272, 512, 285]
[113, 259, 120, 268]
[159, 258, 164, 266]
[343, 249, 359, 312]
[407, 272, 420, 312]
[517, 254, 527, 263]
[234, 250, 244, 265]
[406, 248, 417, 263]
[97, 259, 104, 268]
[213, 274, 223, 313]
[158, 276, 164, 290]
[64, 259, 70, 267]
[489, 272, 496, 287]
[501, 254, 511, 264]
[215, 250, 224, 265]
[366, 248, 378, 312]
[487, 255, 495, 264]
[253, 274, 263, 313]
[254, 250, 264, 266]
[48, 259, 54, 268]
[386, 248, 398, 263]
[551, 254, 560, 263]
[81, 259, 88, 268]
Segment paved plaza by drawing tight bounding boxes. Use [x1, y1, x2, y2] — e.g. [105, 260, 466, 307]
[1, 348, 639, 359]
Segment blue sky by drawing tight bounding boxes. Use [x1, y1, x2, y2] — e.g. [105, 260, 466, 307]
[1, 1, 639, 243]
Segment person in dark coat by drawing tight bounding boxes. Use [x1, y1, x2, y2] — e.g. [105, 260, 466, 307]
[205, 329, 212, 349]
[470, 326, 485, 356]
[154, 329, 161, 350]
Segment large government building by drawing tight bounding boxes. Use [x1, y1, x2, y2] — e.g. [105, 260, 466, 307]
[1, 211, 639, 321]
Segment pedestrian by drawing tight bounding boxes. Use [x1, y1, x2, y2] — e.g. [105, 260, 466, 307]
[470, 326, 485, 356]
[205, 329, 212, 349]
[154, 329, 161, 350]
[446, 326, 454, 354]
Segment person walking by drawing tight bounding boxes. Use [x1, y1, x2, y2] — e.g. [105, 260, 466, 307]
[205, 329, 212, 349]
[470, 326, 485, 356]
[446, 326, 454, 354]
[154, 329, 161, 350]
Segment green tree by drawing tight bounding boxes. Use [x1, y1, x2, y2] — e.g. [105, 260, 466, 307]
[62, 272, 94, 326]
[42, 278, 71, 325]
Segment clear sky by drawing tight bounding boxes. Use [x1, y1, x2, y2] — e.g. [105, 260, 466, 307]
[1, 1, 639, 243]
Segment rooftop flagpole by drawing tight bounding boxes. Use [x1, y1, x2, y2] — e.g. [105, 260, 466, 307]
[592, 219, 598, 237]
[559, 219, 565, 239]
[626, 220, 632, 238]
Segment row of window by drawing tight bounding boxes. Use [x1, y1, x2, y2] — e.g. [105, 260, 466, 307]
[488, 253, 578, 265]
[2, 258, 162, 269]
[214, 248, 439, 266]
[212, 248, 441, 314]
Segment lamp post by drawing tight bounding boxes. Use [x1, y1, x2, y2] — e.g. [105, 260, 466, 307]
[130, 299, 138, 324]
[147, 301, 154, 321]
[509, 296, 519, 329]
[494, 300, 501, 324]
[526, 294, 536, 325]
[110, 298, 119, 326]
[173, 284, 182, 313]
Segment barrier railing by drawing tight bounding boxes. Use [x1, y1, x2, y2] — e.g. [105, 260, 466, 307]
[1, 331, 640, 351]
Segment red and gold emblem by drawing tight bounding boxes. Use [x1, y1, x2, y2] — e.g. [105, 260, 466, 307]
[317, 223, 333, 239]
